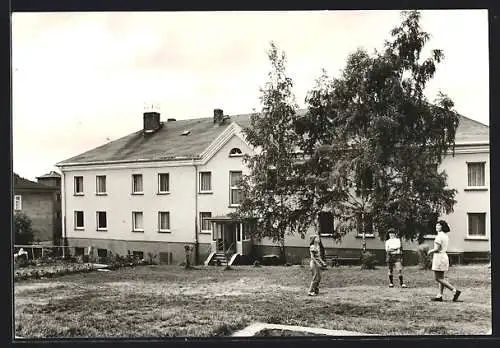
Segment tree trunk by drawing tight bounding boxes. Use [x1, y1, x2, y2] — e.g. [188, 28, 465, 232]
[279, 235, 286, 264]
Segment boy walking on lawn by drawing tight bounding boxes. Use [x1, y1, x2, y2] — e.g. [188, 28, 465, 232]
[385, 228, 407, 288]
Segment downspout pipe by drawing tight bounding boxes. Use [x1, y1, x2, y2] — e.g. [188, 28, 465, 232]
[60, 169, 67, 257]
[193, 162, 199, 265]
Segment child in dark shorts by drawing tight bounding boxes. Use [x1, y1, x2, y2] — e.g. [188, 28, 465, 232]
[385, 228, 407, 288]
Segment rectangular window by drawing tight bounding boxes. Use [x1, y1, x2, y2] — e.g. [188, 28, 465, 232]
[467, 162, 485, 187]
[158, 173, 170, 193]
[319, 212, 335, 237]
[74, 211, 84, 229]
[74, 176, 84, 195]
[356, 213, 374, 236]
[96, 211, 107, 230]
[200, 212, 212, 233]
[199, 172, 212, 192]
[158, 211, 170, 232]
[96, 175, 107, 194]
[132, 212, 144, 232]
[267, 166, 277, 189]
[236, 223, 241, 242]
[97, 248, 107, 258]
[14, 195, 22, 211]
[74, 247, 85, 256]
[132, 251, 144, 260]
[230, 171, 243, 206]
[355, 169, 373, 196]
[242, 223, 250, 241]
[468, 213, 486, 237]
[132, 174, 143, 194]
[213, 223, 222, 241]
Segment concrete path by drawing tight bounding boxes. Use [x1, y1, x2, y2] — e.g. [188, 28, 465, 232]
[232, 322, 374, 337]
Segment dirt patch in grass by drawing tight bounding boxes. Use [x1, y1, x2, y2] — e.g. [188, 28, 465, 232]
[14, 265, 491, 337]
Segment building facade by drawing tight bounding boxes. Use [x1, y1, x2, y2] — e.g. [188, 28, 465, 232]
[56, 109, 490, 265]
[14, 173, 61, 245]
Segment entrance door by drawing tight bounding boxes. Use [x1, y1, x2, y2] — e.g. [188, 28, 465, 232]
[213, 223, 224, 252]
[224, 223, 236, 253]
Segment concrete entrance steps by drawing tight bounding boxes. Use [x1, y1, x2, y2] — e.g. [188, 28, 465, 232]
[232, 322, 374, 337]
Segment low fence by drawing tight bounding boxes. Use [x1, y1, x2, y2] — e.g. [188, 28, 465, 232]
[13, 244, 170, 265]
[14, 245, 76, 260]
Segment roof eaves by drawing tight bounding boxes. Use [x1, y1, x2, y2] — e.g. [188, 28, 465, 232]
[57, 156, 202, 167]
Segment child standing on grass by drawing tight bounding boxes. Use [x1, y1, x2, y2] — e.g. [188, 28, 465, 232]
[308, 234, 327, 296]
[427, 220, 461, 302]
[385, 228, 407, 288]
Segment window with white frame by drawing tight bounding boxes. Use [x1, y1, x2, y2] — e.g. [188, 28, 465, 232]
[96, 211, 107, 230]
[199, 172, 212, 192]
[132, 174, 143, 194]
[74, 176, 84, 195]
[158, 211, 170, 232]
[74, 211, 84, 229]
[96, 175, 107, 194]
[14, 195, 22, 211]
[230, 171, 243, 206]
[132, 212, 144, 232]
[200, 212, 212, 233]
[158, 173, 170, 193]
[467, 162, 486, 187]
[356, 212, 374, 236]
[355, 168, 373, 197]
[468, 213, 486, 237]
[319, 212, 335, 237]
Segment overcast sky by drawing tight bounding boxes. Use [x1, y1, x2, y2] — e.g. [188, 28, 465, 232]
[12, 10, 489, 181]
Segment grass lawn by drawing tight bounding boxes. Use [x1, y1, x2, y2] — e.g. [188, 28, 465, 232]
[14, 264, 491, 338]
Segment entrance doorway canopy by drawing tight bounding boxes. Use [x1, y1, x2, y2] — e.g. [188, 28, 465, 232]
[207, 215, 251, 255]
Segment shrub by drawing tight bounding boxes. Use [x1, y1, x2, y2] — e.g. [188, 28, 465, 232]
[360, 251, 377, 270]
[14, 212, 34, 245]
[14, 254, 29, 268]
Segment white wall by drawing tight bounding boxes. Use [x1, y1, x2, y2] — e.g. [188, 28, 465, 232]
[436, 150, 490, 252]
[196, 135, 253, 246]
[257, 148, 491, 253]
[60, 133, 489, 255]
[63, 165, 197, 243]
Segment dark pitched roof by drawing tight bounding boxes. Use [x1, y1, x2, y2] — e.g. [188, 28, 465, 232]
[56, 110, 488, 166]
[14, 173, 57, 191]
[36, 171, 61, 179]
[57, 116, 237, 165]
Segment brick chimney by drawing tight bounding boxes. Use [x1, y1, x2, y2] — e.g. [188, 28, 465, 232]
[213, 109, 224, 124]
[143, 111, 161, 133]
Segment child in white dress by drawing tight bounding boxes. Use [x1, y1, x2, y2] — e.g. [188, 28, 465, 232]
[427, 220, 461, 302]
